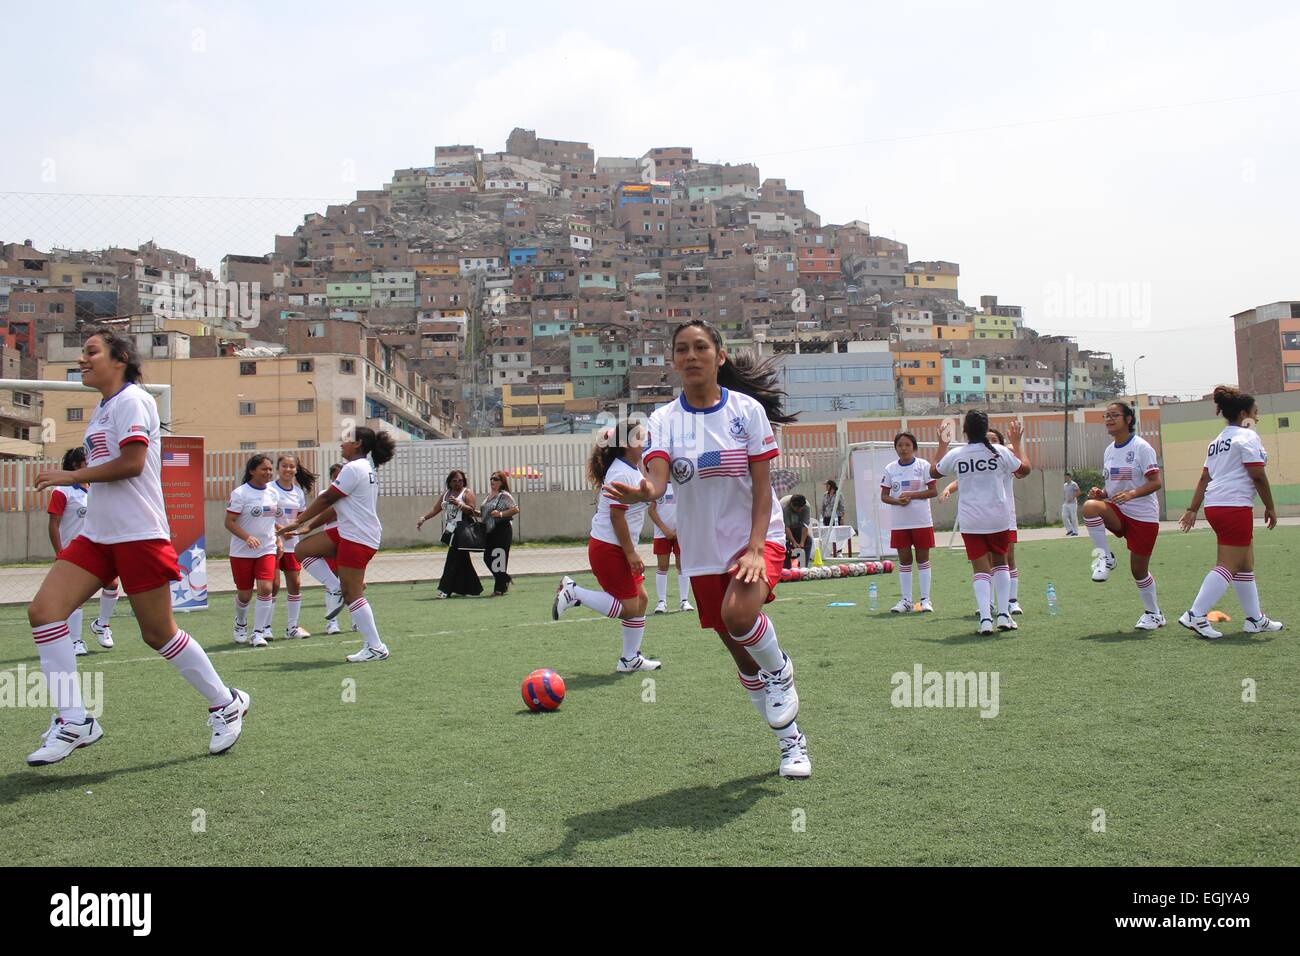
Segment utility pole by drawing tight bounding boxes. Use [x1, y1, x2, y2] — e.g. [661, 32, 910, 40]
[1062, 341, 1071, 473]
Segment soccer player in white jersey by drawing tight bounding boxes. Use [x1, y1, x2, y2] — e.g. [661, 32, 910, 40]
[29, 331, 249, 765]
[605, 319, 810, 779]
[1080, 402, 1166, 629]
[272, 454, 315, 639]
[46, 447, 118, 655]
[648, 481, 693, 615]
[880, 431, 938, 613]
[224, 454, 284, 648]
[1177, 386, 1284, 639]
[552, 425, 660, 673]
[278, 428, 396, 662]
[934, 412, 1032, 635]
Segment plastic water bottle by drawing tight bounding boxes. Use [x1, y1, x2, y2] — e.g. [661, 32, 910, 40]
[1046, 582, 1059, 616]
[868, 581, 878, 612]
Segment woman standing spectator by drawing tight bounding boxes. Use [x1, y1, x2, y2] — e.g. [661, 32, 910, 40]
[482, 470, 519, 596]
[821, 479, 846, 556]
[418, 469, 483, 598]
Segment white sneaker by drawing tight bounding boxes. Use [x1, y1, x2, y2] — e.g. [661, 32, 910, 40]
[91, 621, 113, 648]
[234, 623, 249, 645]
[27, 716, 103, 766]
[1091, 553, 1116, 582]
[346, 645, 390, 663]
[1008, 599, 1023, 615]
[250, 631, 269, 648]
[616, 653, 662, 672]
[72, 639, 88, 656]
[208, 689, 249, 755]
[889, 599, 913, 614]
[680, 599, 694, 612]
[1244, 615, 1284, 633]
[1135, 611, 1166, 630]
[778, 732, 812, 779]
[325, 590, 344, 619]
[978, 617, 994, 635]
[918, 598, 935, 613]
[762, 655, 799, 729]
[653, 600, 668, 615]
[552, 575, 578, 620]
[325, 620, 341, 635]
[996, 613, 1018, 631]
[285, 625, 311, 640]
[1178, 610, 1222, 640]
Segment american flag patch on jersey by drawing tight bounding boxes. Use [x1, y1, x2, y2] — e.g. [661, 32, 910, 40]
[163, 451, 189, 467]
[697, 449, 749, 478]
[1109, 467, 1133, 481]
[129, 424, 148, 434]
[87, 433, 110, 462]
[898, 478, 920, 490]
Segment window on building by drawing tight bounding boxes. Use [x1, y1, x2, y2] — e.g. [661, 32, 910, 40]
[298, 359, 313, 373]
[240, 441, 256, 450]
[240, 361, 257, 375]
[308, 322, 325, 338]
[65, 369, 83, 382]
[1283, 332, 1300, 350]
[13, 392, 32, 408]
[340, 359, 356, 374]
[239, 401, 256, 415]
[298, 399, 314, 413]
[908, 377, 916, 386]
[954, 376, 963, 384]
[1286, 365, 1300, 384]
[17, 303, 34, 313]
[66, 407, 83, 422]
[298, 440, 315, 449]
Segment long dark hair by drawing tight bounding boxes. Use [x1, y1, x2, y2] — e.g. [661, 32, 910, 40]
[62, 446, 86, 472]
[353, 426, 396, 466]
[963, 410, 997, 456]
[86, 329, 144, 383]
[277, 454, 316, 494]
[490, 470, 512, 494]
[671, 319, 796, 424]
[242, 453, 272, 486]
[1108, 401, 1136, 435]
[587, 421, 643, 488]
[1213, 385, 1254, 423]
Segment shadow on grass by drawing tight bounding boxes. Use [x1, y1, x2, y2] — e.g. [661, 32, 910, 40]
[1079, 630, 1152, 643]
[914, 631, 1018, 645]
[247, 659, 351, 672]
[533, 772, 779, 861]
[556, 671, 625, 692]
[0, 753, 207, 806]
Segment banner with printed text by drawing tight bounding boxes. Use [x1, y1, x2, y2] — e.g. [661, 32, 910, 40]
[162, 435, 207, 612]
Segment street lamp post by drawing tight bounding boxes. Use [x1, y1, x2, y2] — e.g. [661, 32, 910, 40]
[1132, 354, 1146, 429]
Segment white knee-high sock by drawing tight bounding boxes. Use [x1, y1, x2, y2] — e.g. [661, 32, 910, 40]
[731, 613, 785, 673]
[620, 617, 646, 659]
[898, 564, 913, 602]
[96, 587, 119, 626]
[992, 565, 1011, 615]
[738, 671, 801, 741]
[973, 572, 992, 620]
[573, 584, 622, 619]
[1191, 566, 1232, 616]
[655, 571, 668, 604]
[254, 594, 275, 633]
[1085, 515, 1112, 557]
[67, 607, 84, 642]
[348, 597, 385, 651]
[286, 593, 302, 631]
[302, 556, 341, 592]
[1136, 574, 1160, 614]
[1009, 568, 1020, 601]
[1232, 572, 1262, 618]
[234, 598, 249, 627]
[678, 572, 691, 603]
[918, 561, 932, 600]
[158, 630, 230, 708]
[33, 622, 86, 723]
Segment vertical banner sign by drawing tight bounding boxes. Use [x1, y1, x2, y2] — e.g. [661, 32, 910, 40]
[161, 435, 207, 612]
[851, 446, 898, 559]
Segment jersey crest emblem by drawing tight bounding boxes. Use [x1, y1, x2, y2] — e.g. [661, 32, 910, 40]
[671, 457, 695, 484]
[728, 416, 748, 440]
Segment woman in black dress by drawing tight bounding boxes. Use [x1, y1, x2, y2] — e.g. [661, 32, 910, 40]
[418, 470, 483, 597]
[481, 471, 520, 596]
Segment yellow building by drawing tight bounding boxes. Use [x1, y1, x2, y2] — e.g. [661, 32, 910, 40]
[972, 313, 1015, 339]
[933, 323, 971, 340]
[502, 381, 574, 431]
[984, 372, 1020, 403]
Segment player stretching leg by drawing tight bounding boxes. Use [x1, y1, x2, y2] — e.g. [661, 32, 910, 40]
[648, 482, 692, 614]
[272, 454, 315, 639]
[552, 425, 660, 673]
[299, 463, 347, 634]
[28, 330, 248, 765]
[224, 454, 284, 648]
[606, 320, 809, 778]
[880, 431, 938, 613]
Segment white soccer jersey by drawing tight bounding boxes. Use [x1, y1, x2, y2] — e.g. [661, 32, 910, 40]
[331, 457, 382, 548]
[81, 382, 170, 544]
[273, 480, 308, 553]
[1203, 424, 1267, 508]
[1103, 435, 1161, 522]
[644, 388, 784, 577]
[48, 485, 89, 549]
[880, 457, 936, 531]
[935, 442, 1022, 535]
[591, 457, 648, 546]
[652, 481, 678, 539]
[226, 482, 283, 559]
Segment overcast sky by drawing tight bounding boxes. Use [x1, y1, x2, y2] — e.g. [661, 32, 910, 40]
[3, 0, 1297, 397]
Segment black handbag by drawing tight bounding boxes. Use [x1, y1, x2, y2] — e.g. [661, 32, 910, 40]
[453, 519, 487, 552]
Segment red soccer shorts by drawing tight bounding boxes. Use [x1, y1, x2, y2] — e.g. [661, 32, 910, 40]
[588, 538, 644, 601]
[1205, 506, 1254, 547]
[961, 530, 1014, 561]
[326, 527, 378, 570]
[690, 541, 785, 631]
[890, 527, 936, 550]
[59, 536, 180, 594]
[278, 552, 302, 572]
[652, 536, 680, 557]
[1105, 502, 1160, 556]
[230, 554, 277, 590]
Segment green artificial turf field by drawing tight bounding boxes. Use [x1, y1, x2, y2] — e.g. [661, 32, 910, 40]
[1, 529, 1296, 866]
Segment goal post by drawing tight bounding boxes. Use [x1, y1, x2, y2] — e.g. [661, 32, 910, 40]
[848, 441, 963, 560]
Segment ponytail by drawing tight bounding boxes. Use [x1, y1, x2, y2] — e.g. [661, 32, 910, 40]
[353, 426, 397, 467]
[963, 410, 997, 456]
[587, 421, 643, 489]
[1212, 385, 1254, 423]
[672, 319, 796, 425]
[61, 446, 86, 472]
[277, 454, 316, 494]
